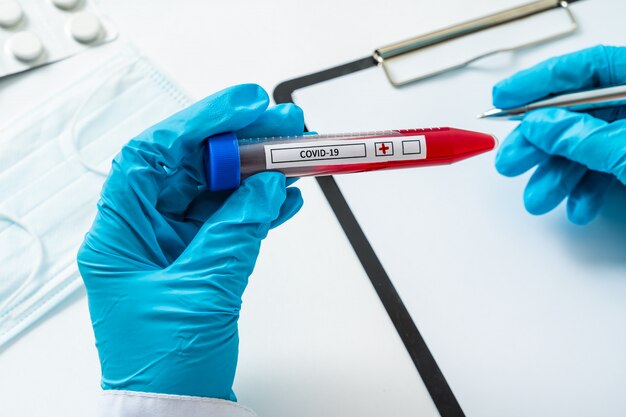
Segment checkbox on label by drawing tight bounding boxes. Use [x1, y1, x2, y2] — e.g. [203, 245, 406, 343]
[402, 140, 422, 155]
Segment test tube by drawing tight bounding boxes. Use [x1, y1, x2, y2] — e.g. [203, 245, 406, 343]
[204, 127, 497, 191]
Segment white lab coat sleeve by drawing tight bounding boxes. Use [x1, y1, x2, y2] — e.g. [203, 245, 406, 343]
[98, 390, 257, 417]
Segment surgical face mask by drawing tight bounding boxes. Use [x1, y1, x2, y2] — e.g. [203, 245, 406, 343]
[0, 44, 191, 348]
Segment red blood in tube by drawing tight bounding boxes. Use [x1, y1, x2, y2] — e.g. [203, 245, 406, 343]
[308, 127, 497, 176]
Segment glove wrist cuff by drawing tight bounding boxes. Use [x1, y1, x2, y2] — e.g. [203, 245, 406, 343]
[98, 390, 256, 417]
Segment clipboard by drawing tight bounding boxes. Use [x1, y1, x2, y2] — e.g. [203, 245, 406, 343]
[273, 1, 626, 416]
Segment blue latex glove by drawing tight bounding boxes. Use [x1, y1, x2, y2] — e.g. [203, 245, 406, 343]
[77, 84, 304, 400]
[493, 45, 626, 225]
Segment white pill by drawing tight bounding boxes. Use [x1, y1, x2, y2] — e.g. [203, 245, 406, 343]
[51, 0, 81, 10]
[0, 0, 23, 28]
[68, 11, 102, 43]
[8, 31, 44, 62]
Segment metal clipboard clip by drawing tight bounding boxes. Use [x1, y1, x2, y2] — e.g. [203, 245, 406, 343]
[374, 0, 578, 88]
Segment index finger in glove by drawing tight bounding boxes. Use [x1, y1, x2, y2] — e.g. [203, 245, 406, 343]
[121, 83, 270, 170]
[493, 45, 626, 109]
[102, 84, 270, 207]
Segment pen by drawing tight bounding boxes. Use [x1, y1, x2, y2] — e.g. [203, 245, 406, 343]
[478, 84, 626, 119]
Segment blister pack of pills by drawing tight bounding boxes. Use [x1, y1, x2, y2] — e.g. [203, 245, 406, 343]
[0, 0, 117, 78]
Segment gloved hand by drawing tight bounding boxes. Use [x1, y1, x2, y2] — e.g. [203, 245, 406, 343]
[77, 84, 304, 400]
[493, 45, 626, 225]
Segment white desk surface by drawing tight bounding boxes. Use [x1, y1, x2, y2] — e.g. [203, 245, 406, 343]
[0, 1, 505, 416]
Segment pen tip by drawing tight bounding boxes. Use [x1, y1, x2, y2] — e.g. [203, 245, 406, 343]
[477, 108, 504, 119]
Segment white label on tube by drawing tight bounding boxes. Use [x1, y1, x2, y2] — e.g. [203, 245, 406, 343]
[265, 135, 427, 169]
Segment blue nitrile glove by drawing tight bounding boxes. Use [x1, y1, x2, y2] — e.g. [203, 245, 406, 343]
[493, 45, 626, 225]
[77, 84, 304, 400]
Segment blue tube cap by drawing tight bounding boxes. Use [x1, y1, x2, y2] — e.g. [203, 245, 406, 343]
[204, 132, 241, 191]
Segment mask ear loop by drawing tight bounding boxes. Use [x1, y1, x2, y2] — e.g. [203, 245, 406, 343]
[67, 57, 142, 177]
[0, 213, 44, 316]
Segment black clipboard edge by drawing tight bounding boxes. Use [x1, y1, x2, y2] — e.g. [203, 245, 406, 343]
[274, 57, 377, 100]
[274, 58, 465, 417]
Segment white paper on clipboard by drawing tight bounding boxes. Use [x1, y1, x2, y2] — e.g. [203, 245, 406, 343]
[292, 0, 626, 416]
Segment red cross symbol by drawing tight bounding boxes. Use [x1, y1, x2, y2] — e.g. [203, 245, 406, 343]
[378, 143, 390, 154]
